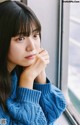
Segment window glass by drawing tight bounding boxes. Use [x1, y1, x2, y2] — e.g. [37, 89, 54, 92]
[68, 3, 80, 114]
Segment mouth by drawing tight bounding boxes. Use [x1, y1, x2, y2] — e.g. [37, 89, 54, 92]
[25, 54, 36, 59]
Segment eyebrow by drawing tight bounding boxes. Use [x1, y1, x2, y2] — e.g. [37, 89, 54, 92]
[32, 28, 39, 33]
[16, 28, 39, 36]
[16, 32, 29, 36]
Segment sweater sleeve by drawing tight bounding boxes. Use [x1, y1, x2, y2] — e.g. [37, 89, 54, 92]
[0, 105, 24, 125]
[3, 87, 47, 125]
[33, 78, 66, 124]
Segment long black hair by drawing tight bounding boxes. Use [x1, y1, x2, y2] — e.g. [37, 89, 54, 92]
[0, 1, 41, 111]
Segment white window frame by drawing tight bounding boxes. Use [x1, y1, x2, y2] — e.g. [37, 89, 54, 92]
[58, 1, 80, 125]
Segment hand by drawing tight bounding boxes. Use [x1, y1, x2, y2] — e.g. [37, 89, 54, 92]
[34, 48, 50, 84]
[34, 69, 47, 84]
[19, 48, 50, 88]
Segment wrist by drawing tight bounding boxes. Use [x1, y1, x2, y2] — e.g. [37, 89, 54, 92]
[35, 70, 46, 84]
[19, 78, 34, 89]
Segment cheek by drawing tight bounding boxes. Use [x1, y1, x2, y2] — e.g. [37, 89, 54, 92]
[35, 40, 41, 49]
[8, 46, 18, 56]
[8, 44, 22, 62]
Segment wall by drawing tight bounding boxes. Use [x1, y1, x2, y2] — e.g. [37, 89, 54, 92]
[28, 0, 59, 84]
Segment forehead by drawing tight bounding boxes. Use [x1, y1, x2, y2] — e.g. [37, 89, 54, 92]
[18, 22, 39, 35]
[29, 23, 37, 32]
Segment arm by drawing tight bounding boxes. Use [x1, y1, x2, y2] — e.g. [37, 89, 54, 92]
[34, 49, 66, 124]
[3, 48, 49, 125]
[0, 88, 47, 125]
[5, 87, 47, 125]
[33, 78, 66, 124]
[0, 105, 22, 125]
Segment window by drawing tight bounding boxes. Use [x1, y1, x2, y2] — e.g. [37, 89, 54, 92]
[61, 1, 80, 125]
[68, 3, 80, 114]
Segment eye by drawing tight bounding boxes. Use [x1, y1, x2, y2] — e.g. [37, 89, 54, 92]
[18, 36, 25, 41]
[16, 36, 26, 42]
[33, 33, 39, 39]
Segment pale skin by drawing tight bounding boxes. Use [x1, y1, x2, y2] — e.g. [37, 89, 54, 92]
[7, 26, 50, 89]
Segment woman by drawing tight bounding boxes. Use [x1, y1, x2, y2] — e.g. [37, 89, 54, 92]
[0, 1, 66, 125]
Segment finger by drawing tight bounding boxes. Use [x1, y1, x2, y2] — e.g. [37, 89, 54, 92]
[38, 48, 44, 54]
[43, 59, 49, 66]
[36, 53, 50, 64]
[36, 52, 50, 65]
[39, 56, 50, 65]
[39, 50, 49, 57]
[38, 53, 49, 60]
[39, 49, 47, 54]
[44, 59, 50, 65]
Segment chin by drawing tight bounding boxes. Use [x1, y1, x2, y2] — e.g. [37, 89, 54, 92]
[23, 60, 36, 67]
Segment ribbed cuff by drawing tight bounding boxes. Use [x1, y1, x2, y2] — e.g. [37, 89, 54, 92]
[17, 87, 41, 104]
[33, 78, 51, 95]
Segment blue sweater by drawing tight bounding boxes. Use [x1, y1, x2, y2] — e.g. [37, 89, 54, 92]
[0, 71, 66, 125]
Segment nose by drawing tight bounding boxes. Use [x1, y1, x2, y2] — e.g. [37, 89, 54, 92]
[26, 37, 35, 52]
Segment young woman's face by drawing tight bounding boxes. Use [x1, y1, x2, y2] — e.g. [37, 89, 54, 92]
[7, 26, 41, 71]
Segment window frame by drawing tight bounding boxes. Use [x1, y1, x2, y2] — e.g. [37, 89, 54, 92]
[58, 1, 80, 125]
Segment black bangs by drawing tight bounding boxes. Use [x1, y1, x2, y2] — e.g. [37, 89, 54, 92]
[13, 8, 41, 38]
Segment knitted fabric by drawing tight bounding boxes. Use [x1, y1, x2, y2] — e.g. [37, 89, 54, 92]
[0, 71, 66, 125]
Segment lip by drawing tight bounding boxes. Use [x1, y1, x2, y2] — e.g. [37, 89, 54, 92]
[25, 54, 36, 59]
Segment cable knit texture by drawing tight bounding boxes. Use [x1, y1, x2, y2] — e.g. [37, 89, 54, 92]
[0, 71, 66, 125]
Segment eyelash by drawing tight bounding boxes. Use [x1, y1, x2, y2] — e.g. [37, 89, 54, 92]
[17, 36, 25, 42]
[33, 33, 39, 39]
[15, 32, 39, 42]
